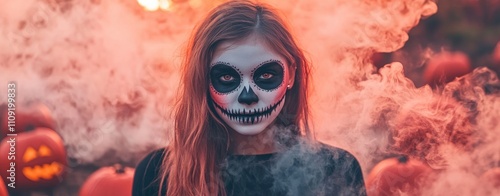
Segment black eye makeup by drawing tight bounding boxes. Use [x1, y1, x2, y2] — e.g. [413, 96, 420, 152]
[252, 60, 284, 91]
[210, 63, 242, 94]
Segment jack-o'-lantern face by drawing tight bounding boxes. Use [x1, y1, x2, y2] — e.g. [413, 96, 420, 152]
[22, 145, 64, 181]
[0, 128, 67, 189]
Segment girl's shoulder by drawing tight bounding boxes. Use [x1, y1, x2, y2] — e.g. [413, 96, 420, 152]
[132, 147, 169, 196]
[315, 142, 360, 163]
[136, 147, 168, 172]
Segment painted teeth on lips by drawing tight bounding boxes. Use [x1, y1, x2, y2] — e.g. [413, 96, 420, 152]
[229, 106, 270, 116]
[214, 95, 285, 124]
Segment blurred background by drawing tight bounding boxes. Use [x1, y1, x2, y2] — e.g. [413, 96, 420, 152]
[0, 0, 500, 195]
[377, 0, 500, 87]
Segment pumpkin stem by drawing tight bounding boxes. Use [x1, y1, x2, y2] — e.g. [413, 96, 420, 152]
[114, 164, 125, 174]
[397, 155, 409, 163]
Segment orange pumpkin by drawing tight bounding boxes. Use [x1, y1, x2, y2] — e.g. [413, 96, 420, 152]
[79, 164, 135, 196]
[423, 51, 471, 86]
[0, 127, 66, 190]
[0, 103, 57, 141]
[366, 156, 435, 196]
[0, 176, 8, 196]
[493, 42, 500, 69]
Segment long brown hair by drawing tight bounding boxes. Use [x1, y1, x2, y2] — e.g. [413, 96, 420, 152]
[161, 0, 312, 195]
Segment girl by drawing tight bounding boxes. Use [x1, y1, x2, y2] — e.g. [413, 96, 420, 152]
[132, 1, 366, 195]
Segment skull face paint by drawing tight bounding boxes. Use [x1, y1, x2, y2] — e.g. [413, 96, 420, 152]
[209, 37, 292, 135]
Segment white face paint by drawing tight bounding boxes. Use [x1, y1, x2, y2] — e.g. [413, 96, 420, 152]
[209, 36, 292, 135]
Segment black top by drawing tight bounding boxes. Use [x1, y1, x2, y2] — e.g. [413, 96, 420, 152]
[132, 142, 367, 196]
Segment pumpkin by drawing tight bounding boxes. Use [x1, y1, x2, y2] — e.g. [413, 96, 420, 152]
[423, 51, 471, 86]
[0, 103, 57, 141]
[79, 164, 135, 196]
[0, 176, 8, 196]
[366, 156, 435, 196]
[0, 127, 66, 190]
[493, 42, 500, 69]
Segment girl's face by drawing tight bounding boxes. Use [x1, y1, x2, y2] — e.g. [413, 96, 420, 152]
[209, 35, 294, 135]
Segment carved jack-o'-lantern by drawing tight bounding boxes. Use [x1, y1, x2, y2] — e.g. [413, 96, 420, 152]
[0, 176, 8, 196]
[79, 164, 135, 196]
[366, 156, 435, 196]
[0, 103, 57, 141]
[0, 128, 66, 190]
